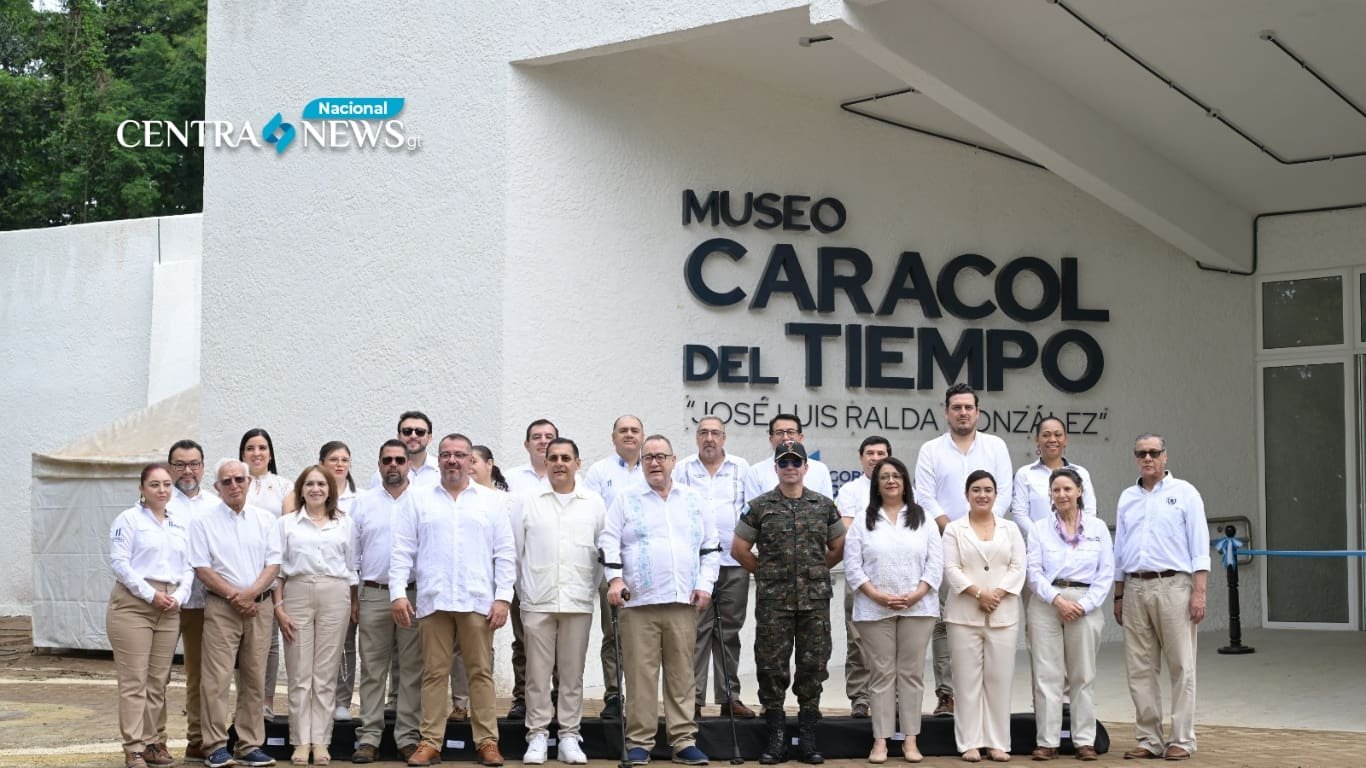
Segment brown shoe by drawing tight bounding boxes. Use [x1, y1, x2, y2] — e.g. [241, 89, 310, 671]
[1123, 748, 1161, 760]
[352, 743, 378, 764]
[1030, 747, 1057, 761]
[407, 743, 442, 766]
[477, 741, 504, 767]
[1074, 746, 1098, 761]
[722, 699, 757, 719]
[933, 693, 954, 717]
[127, 753, 149, 768]
[399, 744, 419, 761]
[1162, 746, 1190, 761]
[448, 705, 469, 722]
[184, 742, 207, 762]
[145, 743, 176, 766]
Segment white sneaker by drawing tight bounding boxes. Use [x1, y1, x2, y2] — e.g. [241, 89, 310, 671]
[557, 736, 587, 765]
[333, 705, 351, 721]
[524, 733, 548, 765]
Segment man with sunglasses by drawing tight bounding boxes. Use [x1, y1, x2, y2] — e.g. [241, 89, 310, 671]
[1112, 434, 1209, 762]
[370, 411, 440, 490]
[743, 414, 834, 504]
[188, 459, 282, 768]
[349, 440, 424, 763]
[732, 441, 845, 765]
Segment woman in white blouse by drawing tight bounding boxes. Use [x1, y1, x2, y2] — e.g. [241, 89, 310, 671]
[107, 464, 193, 768]
[318, 440, 359, 720]
[273, 465, 357, 766]
[1009, 417, 1097, 537]
[842, 457, 942, 764]
[1024, 468, 1113, 762]
[240, 427, 292, 715]
[943, 469, 1026, 763]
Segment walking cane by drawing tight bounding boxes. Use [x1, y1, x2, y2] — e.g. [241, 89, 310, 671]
[711, 579, 744, 765]
[601, 549, 633, 768]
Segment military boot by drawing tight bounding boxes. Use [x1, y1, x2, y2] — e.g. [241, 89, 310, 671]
[796, 708, 823, 764]
[759, 709, 787, 764]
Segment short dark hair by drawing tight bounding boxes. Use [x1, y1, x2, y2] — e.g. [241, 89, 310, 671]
[1034, 416, 1066, 436]
[167, 439, 203, 463]
[768, 413, 801, 434]
[858, 435, 891, 456]
[397, 410, 432, 432]
[964, 468, 996, 494]
[379, 438, 407, 456]
[525, 418, 558, 442]
[318, 440, 355, 492]
[945, 382, 978, 407]
[439, 432, 472, 449]
[642, 434, 673, 452]
[547, 437, 580, 459]
[238, 428, 278, 475]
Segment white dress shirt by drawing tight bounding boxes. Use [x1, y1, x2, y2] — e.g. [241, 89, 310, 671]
[246, 472, 293, 516]
[673, 452, 750, 568]
[1026, 515, 1114, 613]
[350, 485, 415, 584]
[1113, 473, 1211, 577]
[368, 453, 440, 490]
[506, 464, 549, 494]
[109, 505, 194, 605]
[168, 487, 219, 609]
[835, 474, 871, 520]
[913, 431, 1013, 523]
[599, 483, 720, 608]
[583, 454, 644, 511]
[511, 484, 607, 613]
[337, 486, 357, 515]
[188, 502, 282, 591]
[1010, 459, 1098, 537]
[842, 506, 943, 622]
[744, 456, 834, 502]
[389, 482, 515, 617]
[278, 511, 358, 583]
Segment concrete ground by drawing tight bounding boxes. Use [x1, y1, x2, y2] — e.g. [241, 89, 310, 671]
[1, 619, 1362, 768]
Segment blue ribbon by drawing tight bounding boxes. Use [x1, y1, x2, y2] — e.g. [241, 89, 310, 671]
[1210, 537, 1366, 565]
[1214, 535, 1243, 568]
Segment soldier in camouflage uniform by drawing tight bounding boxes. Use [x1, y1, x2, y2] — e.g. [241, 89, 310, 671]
[732, 441, 845, 765]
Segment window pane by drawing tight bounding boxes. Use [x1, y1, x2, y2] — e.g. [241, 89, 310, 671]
[1261, 276, 1343, 349]
[1262, 363, 1348, 623]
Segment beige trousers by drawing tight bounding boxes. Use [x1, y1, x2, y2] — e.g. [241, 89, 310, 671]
[843, 582, 871, 706]
[856, 615, 934, 739]
[1026, 586, 1103, 747]
[418, 610, 496, 749]
[179, 607, 205, 744]
[356, 583, 422, 749]
[201, 592, 273, 755]
[620, 603, 698, 751]
[1123, 572, 1198, 754]
[598, 581, 620, 699]
[107, 582, 180, 754]
[282, 575, 350, 746]
[947, 622, 1017, 753]
[522, 611, 592, 738]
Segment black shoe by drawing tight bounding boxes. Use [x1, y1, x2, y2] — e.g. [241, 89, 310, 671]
[760, 710, 787, 765]
[796, 709, 823, 764]
[601, 695, 622, 720]
[850, 700, 870, 718]
[507, 699, 527, 720]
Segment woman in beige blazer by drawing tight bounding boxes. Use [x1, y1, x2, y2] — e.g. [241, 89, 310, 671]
[943, 469, 1026, 763]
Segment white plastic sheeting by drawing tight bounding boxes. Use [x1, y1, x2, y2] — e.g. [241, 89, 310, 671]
[30, 388, 199, 650]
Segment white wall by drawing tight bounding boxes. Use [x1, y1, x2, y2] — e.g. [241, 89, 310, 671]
[0, 214, 201, 615]
[1258, 207, 1366, 274]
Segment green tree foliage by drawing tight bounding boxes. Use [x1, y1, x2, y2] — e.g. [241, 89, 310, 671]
[0, 0, 204, 230]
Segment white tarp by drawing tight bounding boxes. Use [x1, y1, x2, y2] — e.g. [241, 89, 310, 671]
[30, 387, 199, 650]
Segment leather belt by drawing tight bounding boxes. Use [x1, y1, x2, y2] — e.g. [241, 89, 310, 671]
[1128, 570, 1179, 580]
[253, 589, 275, 603]
[362, 580, 415, 590]
[1051, 579, 1090, 588]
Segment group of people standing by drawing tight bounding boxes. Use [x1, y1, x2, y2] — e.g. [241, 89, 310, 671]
[104, 387, 1211, 768]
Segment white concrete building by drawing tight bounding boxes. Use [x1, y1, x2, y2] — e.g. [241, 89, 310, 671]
[6, 1, 1366, 666]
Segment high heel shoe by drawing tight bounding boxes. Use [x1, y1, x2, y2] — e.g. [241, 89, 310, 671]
[962, 749, 982, 763]
[986, 748, 1011, 762]
[291, 745, 309, 765]
[868, 740, 888, 764]
[312, 744, 331, 766]
[903, 738, 923, 763]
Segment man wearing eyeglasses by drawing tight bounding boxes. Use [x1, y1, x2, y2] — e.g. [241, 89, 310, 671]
[732, 441, 845, 765]
[370, 411, 441, 490]
[391, 433, 515, 767]
[188, 459, 282, 768]
[1112, 433, 1209, 762]
[583, 414, 645, 720]
[673, 416, 756, 721]
[160, 439, 218, 764]
[349, 440, 424, 763]
[912, 382, 1013, 717]
[743, 414, 834, 504]
[601, 434, 719, 767]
